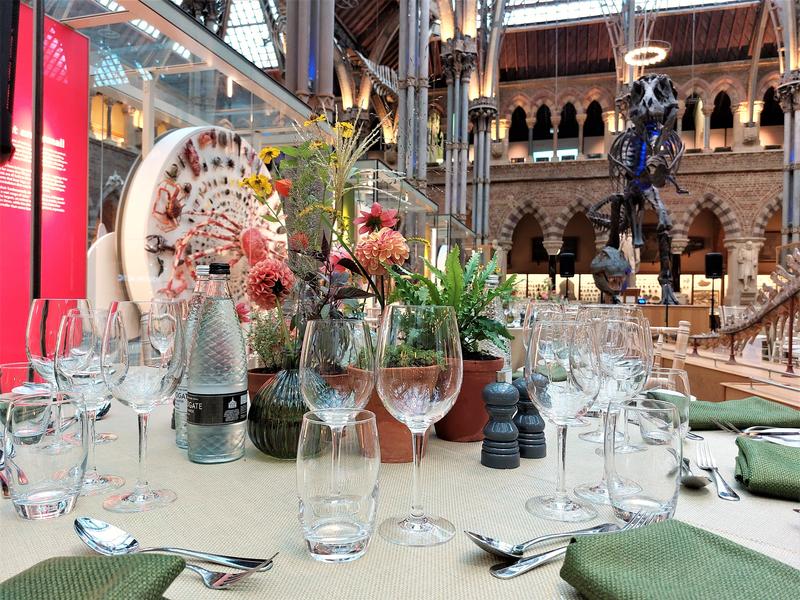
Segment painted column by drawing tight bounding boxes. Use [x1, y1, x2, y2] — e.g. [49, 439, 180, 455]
[702, 106, 713, 152]
[779, 86, 794, 248]
[459, 61, 473, 217]
[443, 60, 454, 214]
[316, 0, 335, 115]
[550, 113, 561, 161]
[296, 0, 311, 102]
[792, 86, 800, 248]
[576, 112, 586, 159]
[141, 80, 155, 157]
[405, 0, 417, 180]
[416, 0, 430, 185]
[397, 0, 408, 175]
[285, 0, 298, 93]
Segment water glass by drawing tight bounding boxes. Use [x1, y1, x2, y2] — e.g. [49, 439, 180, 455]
[297, 409, 380, 563]
[643, 367, 690, 438]
[4, 392, 87, 520]
[605, 398, 681, 523]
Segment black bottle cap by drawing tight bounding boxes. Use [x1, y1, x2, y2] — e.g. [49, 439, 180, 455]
[209, 263, 230, 275]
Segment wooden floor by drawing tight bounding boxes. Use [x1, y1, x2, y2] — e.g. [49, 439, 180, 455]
[660, 345, 799, 404]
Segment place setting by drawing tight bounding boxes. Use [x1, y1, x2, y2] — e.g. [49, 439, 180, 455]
[5, 2, 800, 597]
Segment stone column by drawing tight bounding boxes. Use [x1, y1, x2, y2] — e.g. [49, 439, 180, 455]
[526, 115, 535, 158]
[576, 112, 586, 159]
[676, 102, 685, 137]
[724, 238, 763, 305]
[702, 105, 713, 152]
[316, 0, 335, 114]
[550, 113, 561, 161]
[732, 102, 748, 151]
[542, 239, 563, 292]
[778, 83, 794, 248]
[671, 236, 690, 297]
[603, 110, 615, 155]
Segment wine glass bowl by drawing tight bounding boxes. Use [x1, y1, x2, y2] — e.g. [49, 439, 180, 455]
[26, 299, 91, 384]
[375, 305, 463, 546]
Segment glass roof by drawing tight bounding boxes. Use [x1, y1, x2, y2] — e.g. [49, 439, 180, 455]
[504, 0, 757, 28]
[224, 0, 280, 70]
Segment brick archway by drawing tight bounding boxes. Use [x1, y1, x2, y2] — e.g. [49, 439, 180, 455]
[551, 196, 599, 240]
[498, 201, 553, 246]
[672, 193, 743, 240]
[752, 195, 782, 239]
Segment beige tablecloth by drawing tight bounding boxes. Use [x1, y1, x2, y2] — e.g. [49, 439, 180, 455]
[2, 406, 798, 599]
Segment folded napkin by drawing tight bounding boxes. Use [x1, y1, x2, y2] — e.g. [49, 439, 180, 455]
[688, 396, 800, 430]
[560, 519, 800, 600]
[735, 436, 800, 500]
[0, 555, 185, 600]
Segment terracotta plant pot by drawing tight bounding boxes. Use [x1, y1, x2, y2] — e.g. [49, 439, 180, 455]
[364, 365, 437, 463]
[248, 368, 276, 401]
[435, 357, 504, 442]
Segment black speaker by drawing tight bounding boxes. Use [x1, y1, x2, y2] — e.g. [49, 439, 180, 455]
[559, 253, 575, 278]
[705, 253, 723, 279]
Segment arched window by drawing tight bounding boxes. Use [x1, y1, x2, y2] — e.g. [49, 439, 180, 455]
[710, 92, 733, 130]
[584, 100, 604, 137]
[682, 94, 700, 132]
[509, 106, 529, 143]
[760, 87, 783, 127]
[531, 105, 553, 141]
[559, 103, 578, 139]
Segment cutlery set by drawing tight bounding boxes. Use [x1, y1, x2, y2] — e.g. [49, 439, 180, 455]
[74, 517, 276, 590]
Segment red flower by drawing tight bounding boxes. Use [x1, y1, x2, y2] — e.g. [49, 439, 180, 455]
[288, 232, 309, 252]
[353, 202, 399, 234]
[246, 258, 295, 310]
[328, 247, 351, 274]
[275, 179, 292, 197]
[235, 302, 251, 324]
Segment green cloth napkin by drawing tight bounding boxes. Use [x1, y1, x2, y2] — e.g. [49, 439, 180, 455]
[560, 519, 800, 600]
[0, 555, 185, 600]
[734, 436, 800, 500]
[688, 396, 800, 430]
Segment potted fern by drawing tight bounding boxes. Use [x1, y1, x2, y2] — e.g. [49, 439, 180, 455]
[388, 246, 516, 441]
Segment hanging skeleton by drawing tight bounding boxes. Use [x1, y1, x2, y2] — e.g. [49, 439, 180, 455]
[588, 73, 687, 304]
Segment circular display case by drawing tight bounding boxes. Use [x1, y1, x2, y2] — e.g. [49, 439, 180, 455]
[117, 126, 284, 304]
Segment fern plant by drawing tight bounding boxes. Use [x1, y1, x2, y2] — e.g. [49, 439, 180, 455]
[388, 246, 517, 359]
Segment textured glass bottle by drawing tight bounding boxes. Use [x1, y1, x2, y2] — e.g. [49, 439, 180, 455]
[175, 264, 210, 449]
[186, 263, 248, 463]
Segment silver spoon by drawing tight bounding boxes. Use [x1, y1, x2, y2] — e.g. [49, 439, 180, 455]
[465, 523, 618, 560]
[680, 457, 711, 489]
[74, 517, 274, 571]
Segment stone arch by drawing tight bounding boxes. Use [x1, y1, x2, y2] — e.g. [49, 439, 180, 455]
[498, 200, 553, 246]
[672, 193, 743, 240]
[756, 72, 782, 101]
[678, 78, 712, 105]
[529, 88, 556, 112]
[752, 194, 782, 239]
[556, 88, 583, 113]
[583, 86, 614, 111]
[708, 76, 746, 107]
[505, 93, 531, 119]
[551, 196, 598, 240]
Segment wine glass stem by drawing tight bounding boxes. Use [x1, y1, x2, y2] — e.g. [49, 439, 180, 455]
[410, 430, 425, 519]
[86, 408, 98, 477]
[331, 425, 343, 496]
[136, 413, 150, 491]
[555, 424, 568, 501]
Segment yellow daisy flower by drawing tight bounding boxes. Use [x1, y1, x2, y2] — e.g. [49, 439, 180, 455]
[335, 122, 355, 138]
[310, 140, 327, 150]
[303, 114, 327, 127]
[258, 147, 280, 164]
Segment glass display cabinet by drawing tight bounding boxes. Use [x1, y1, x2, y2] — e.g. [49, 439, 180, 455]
[434, 214, 476, 267]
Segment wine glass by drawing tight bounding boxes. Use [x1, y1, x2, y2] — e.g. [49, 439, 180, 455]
[26, 299, 91, 384]
[101, 300, 185, 512]
[612, 319, 653, 453]
[643, 367, 691, 438]
[375, 305, 463, 546]
[525, 318, 600, 521]
[299, 319, 375, 494]
[55, 310, 125, 496]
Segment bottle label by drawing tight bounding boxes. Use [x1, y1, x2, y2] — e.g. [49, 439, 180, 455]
[175, 384, 187, 413]
[186, 391, 248, 425]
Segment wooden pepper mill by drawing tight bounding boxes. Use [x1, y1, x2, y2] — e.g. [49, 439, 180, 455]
[481, 381, 520, 469]
[513, 377, 546, 459]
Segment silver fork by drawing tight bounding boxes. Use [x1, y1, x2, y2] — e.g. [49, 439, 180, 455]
[714, 420, 800, 447]
[185, 554, 276, 590]
[695, 441, 740, 501]
[489, 512, 657, 579]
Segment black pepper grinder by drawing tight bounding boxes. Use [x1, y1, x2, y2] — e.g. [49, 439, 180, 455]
[481, 381, 520, 469]
[513, 376, 546, 459]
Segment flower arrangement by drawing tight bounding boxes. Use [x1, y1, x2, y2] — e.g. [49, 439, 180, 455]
[241, 113, 419, 368]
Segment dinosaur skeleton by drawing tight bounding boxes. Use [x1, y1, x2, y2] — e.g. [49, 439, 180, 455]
[588, 73, 687, 304]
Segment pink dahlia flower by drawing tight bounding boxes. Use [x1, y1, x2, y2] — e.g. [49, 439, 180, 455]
[353, 202, 399, 234]
[328, 247, 351, 274]
[246, 258, 295, 310]
[355, 228, 409, 275]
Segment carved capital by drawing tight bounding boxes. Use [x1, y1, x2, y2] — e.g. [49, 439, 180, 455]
[525, 116, 536, 129]
[550, 114, 562, 126]
[542, 239, 563, 256]
[670, 236, 690, 254]
[575, 113, 587, 125]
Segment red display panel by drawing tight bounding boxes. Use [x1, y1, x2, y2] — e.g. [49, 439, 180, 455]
[0, 5, 89, 363]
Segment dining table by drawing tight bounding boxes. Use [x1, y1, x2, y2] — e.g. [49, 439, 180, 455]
[2, 404, 798, 599]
